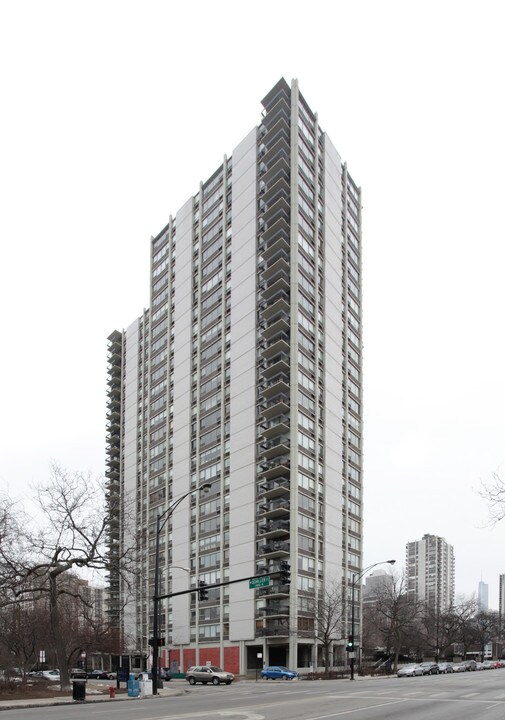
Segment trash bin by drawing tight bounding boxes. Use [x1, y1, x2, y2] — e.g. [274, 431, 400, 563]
[72, 679, 86, 701]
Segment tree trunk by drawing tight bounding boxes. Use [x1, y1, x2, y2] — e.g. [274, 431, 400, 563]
[324, 644, 330, 677]
[49, 573, 70, 690]
[393, 649, 400, 672]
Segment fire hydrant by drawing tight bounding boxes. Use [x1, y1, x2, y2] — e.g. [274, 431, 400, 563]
[109, 686, 116, 699]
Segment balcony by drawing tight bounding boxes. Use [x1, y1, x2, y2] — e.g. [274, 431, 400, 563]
[259, 304, 290, 337]
[257, 455, 290, 480]
[258, 393, 289, 420]
[260, 179, 290, 214]
[260, 255, 290, 285]
[257, 540, 290, 558]
[257, 477, 290, 499]
[256, 604, 289, 617]
[262, 95, 290, 131]
[258, 412, 290, 439]
[261, 333, 290, 362]
[261, 117, 290, 149]
[257, 518, 290, 540]
[257, 498, 290, 519]
[259, 372, 289, 400]
[261, 196, 290, 229]
[256, 584, 290, 598]
[258, 435, 290, 460]
[258, 288, 289, 315]
[262, 134, 290, 167]
[260, 276, 290, 306]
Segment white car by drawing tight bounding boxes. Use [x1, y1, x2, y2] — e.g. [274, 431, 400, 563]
[397, 664, 423, 677]
[30, 669, 61, 682]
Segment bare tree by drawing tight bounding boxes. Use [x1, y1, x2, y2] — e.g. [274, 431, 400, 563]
[417, 605, 462, 661]
[452, 596, 480, 658]
[366, 574, 421, 671]
[0, 603, 49, 680]
[478, 472, 505, 523]
[1, 463, 135, 690]
[473, 610, 500, 661]
[305, 581, 345, 676]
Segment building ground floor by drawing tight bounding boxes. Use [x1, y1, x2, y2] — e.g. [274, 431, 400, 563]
[142, 639, 347, 677]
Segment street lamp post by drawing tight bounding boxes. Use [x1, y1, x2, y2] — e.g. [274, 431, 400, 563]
[151, 483, 212, 696]
[349, 559, 395, 681]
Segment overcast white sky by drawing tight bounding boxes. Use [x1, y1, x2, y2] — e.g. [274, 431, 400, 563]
[1, 0, 504, 606]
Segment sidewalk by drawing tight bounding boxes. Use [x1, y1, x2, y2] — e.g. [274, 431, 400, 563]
[0, 685, 185, 711]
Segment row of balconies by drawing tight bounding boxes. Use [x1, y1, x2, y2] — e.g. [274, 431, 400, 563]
[255, 95, 292, 590]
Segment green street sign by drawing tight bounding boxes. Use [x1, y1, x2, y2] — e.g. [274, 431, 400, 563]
[249, 576, 270, 589]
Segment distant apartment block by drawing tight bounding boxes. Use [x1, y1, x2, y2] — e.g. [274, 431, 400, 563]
[363, 568, 394, 599]
[406, 534, 455, 612]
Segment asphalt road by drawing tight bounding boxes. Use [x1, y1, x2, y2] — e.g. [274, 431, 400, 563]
[3, 670, 505, 720]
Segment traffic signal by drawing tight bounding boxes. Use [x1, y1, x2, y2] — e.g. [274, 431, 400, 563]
[345, 637, 354, 652]
[279, 560, 291, 585]
[148, 637, 165, 646]
[198, 581, 209, 601]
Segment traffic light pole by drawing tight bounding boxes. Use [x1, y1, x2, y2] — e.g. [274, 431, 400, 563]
[152, 565, 291, 694]
[151, 483, 213, 696]
[350, 574, 356, 681]
[156, 570, 285, 602]
[151, 514, 162, 696]
[348, 560, 396, 681]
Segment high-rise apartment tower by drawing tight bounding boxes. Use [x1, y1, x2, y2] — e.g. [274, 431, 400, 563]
[106, 78, 363, 675]
[406, 534, 455, 612]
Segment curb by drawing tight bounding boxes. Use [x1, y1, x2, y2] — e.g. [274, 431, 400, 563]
[0, 688, 186, 711]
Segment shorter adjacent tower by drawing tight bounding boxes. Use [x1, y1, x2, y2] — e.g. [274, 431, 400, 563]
[405, 534, 455, 612]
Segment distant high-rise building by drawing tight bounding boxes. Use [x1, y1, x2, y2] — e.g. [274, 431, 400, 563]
[478, 580, 489, 610]
[106, 78, 363, 675]
[405, 534, 455, 612]
[363, 568, 394, 599]
[499, 574, 505, 632]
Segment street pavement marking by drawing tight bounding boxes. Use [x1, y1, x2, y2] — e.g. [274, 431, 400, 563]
[429, 692, 448, 697]
[461, 692, 479, 697]
[402, 691, 423, 695]
[304, 699, 408, 719]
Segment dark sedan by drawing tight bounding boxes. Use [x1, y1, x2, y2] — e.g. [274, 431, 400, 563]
[419, 662, 439, 675]
[87, 669, 110, 680]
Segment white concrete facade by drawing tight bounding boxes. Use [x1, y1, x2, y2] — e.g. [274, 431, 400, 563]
[106, 79, 363, 675]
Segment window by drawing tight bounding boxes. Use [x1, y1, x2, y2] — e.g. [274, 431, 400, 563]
[298, 492, 315, 512]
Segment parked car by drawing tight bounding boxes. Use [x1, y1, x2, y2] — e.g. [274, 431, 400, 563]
[452, 662, 466, 672]
[482, 661, 495, 670]
[70, 669, 87, 679]
[261, 666, 298, 680]
[476, 662, 485, 670]
[397, 664, 423, 677]
[159, 667, 172, 681]
[418, 662, 439, 675]
[462, 659, 477, 671]
[136, 671, 152, 681]
[185, 666, 234, 685]
[87, 670, 110, 680]
[29, 670, 61, 682]
[438, 662, 453, 673]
